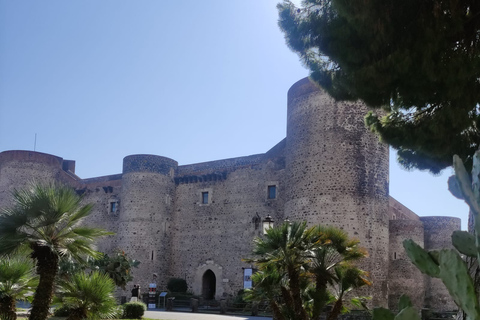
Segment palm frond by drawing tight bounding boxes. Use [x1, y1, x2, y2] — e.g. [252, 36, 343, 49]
[56, 271, 118, 320]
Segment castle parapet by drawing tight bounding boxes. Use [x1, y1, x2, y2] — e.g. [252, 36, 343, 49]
[0, 150, 78, 205]
[123, 154, 178, 176]
[0, 150, 64, 167]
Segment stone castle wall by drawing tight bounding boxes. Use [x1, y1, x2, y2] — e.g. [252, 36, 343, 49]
[0, 77, 461, 309]
[170, 158, 285, 297]
[0, 151, 78, 206]
[284, 78, 390, 306]
[388, 219, 425, 310]
[118, 155, 178, 289]
[421, 216, 461, 311]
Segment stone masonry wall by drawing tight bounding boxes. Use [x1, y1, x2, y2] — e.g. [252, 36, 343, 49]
[117, 155, 178, 291]
[389, 197, 420, 221]
[170, 158, 285, 298]
[76, 178, 123, 254]
[421, 216, 461, 311]
[284, 78, 390, 307]
[388, 219, 425, 311]
[0, 151, 77, 206]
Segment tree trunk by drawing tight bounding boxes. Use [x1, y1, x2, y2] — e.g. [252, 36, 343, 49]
[66, 307, 87, 320]
[287, 268, 308, 320]
[29, 245, 59, 320]
[312, 276, 329, 320]
[270, 300, 286, 320]
[326, 298, 343, 320]
[0, 296, 17, 320]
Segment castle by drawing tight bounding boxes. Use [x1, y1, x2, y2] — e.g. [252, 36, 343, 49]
[0, 78, 460, 311]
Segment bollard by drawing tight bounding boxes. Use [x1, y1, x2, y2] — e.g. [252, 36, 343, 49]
[166, 297, 175, 311]
[220, 299, 227, 314]
[191, 298, 199, 313]
[251, 302, 259, 316]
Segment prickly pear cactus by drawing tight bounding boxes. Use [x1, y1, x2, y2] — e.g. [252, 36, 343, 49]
[452, 230, 477, 257]
[401, 150, 480, 320]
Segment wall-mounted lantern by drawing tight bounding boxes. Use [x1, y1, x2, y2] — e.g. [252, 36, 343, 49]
[262, 215, 274, 235]
[284, 217, 292, 233]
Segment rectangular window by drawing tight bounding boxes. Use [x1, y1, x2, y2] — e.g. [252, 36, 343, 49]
[268, 185, 276, 199]
[110, 202, 117, 213]
[202, 192, 209, 204]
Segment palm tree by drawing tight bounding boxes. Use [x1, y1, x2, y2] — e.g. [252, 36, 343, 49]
[246, 265, 287, 320]
[246, 222, 369, 320]
[55, 271, 118, 320]
[246, 222, 313, 320]
[0, 183, 113, 320]
[0, 254, 38, 320]
[326, 265, 370, 320]
[309, 225, 368, 320]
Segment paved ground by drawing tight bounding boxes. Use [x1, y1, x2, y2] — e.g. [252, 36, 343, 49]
[144, 310, 272, 320]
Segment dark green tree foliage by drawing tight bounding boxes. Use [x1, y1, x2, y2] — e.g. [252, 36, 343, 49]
[91, 250, 140, 290]
[167, 278, 188, 293]
[278, 0, 480, 173]
[58, 250, 140, 290]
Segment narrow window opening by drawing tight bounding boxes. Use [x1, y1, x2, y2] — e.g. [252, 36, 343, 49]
[202, 192, 209, 204]
[394, 252, 397, 260]
[110, 202, 117, 213]
[151, 251, 154, 261]
[268, 185, 276, 199]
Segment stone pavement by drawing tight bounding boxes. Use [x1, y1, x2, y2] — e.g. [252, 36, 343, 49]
[144, 310, 272, 320]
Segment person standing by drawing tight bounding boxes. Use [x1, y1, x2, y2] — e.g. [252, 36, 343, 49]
[131, 284, 139, 302]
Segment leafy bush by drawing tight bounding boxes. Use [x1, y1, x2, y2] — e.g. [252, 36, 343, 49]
[233, 289, 246, 306]
[167, 278, 187, 293]
[122, 302, 146, 319]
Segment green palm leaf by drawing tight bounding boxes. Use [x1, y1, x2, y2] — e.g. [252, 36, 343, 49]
[55, 271, 118, 320]
[0, 182, 113, 320]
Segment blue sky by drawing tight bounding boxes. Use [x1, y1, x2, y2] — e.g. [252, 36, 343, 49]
[0, 1, 469, 229]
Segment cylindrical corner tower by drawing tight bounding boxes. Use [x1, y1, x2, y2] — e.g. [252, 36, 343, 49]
[388, 219, 425, 310]
[0, 150, 75, 205]
[118, 154, 178, 289]
[420, 216, 461, 311]
[284, 78, 390, 306]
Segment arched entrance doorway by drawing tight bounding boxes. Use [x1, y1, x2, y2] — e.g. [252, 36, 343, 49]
[202, 269, 216, 300]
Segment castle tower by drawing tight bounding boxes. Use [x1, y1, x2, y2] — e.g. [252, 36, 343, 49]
[420, 216, 461, 311]
[117, 155, 178, 289]
[0, 150, 77, 205]
[388, 219, 425, 310]
[284, 78, 390, 306]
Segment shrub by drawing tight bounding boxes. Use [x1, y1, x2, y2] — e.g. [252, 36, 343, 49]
[233, 289, 246, 306]
[122, 302, 146, 319]
[167, 278, 188, 293]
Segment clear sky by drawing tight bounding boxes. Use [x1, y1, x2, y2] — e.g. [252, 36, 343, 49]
[0, 1, 469, 229]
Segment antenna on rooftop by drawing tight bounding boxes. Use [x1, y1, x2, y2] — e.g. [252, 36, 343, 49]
[34, 133, 37, 151]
